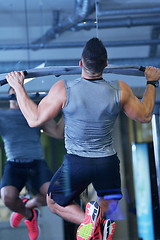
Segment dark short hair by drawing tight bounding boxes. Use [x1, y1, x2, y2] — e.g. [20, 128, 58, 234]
[82, 38, 108, 74]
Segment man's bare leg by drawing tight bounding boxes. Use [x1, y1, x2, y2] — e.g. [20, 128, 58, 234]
[25, 182, 50, 208]
[1, 186, 32, 219]
[47, 194, 85, 225]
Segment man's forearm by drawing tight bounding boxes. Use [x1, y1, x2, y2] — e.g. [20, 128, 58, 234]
[15, 85, 40, 127]
[141, 84, 156, 121]
[6, 70, 41, 127]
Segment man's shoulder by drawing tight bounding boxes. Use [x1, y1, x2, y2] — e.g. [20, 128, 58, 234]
[104, 79, 121, 90]
[119, 80, 131, 91]
[62, 78, 81, 88]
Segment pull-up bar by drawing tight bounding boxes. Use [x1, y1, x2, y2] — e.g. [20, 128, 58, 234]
[0, 65, 145, 86]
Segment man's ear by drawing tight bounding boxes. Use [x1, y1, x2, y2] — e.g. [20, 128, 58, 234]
[106, 61, 108, 67]
[79, 60, 83, 67]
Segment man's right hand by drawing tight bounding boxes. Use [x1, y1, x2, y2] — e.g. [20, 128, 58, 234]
[145, 66, 160, 82]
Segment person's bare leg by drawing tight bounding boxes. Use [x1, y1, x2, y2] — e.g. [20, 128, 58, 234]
[25, 182, 49, 209]
[1, 186, 32, 219]
[47, 194, 85, 225]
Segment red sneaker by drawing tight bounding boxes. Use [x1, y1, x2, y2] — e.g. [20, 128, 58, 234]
[10, 196, 29, 228]
[102, 219, 116, 240]
[77, 201, 102, 240]
[91, 219, 116, 240]
[91, 223, 103, 240]
[24, 209, 40, 240]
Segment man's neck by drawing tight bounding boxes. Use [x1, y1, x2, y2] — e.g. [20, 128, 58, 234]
[81, 68, 102, 80]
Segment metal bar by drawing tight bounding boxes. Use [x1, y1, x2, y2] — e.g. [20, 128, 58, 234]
[24, 65, 145, 78]
[0, 58, 159, 74]
[0, 39, 160, 50]
[76, 15, 160, 29]
[151, 114, 160, 207]
[96, 3, 160, 17]
[0, 65, 145, 86]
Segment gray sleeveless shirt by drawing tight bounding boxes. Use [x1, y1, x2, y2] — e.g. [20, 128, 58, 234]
[0, 109, 44, 161]
[62, 77, 121, 157]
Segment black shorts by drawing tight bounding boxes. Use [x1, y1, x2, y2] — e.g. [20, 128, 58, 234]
[48, 153, 122, 206]
[0, 160, 53, 193]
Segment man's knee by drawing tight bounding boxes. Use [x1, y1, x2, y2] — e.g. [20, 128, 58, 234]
[1, 193, 16, 207]
[1, 187, 19, 207]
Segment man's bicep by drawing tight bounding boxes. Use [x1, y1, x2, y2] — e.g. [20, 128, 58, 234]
[122, 95, 142, 121]
[38, 94, 62, 123]
[38, 82, 66, 123]
[120, 81, 144, 121]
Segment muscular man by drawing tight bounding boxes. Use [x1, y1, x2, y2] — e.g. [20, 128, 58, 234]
[6, 38, 160, 240]
[0, 87, 64, 240]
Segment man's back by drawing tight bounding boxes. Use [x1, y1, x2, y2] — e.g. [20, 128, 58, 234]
[62, 77, 121, 157]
